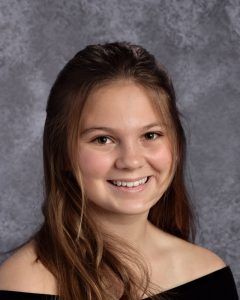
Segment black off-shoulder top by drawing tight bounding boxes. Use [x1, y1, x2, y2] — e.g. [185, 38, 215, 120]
[0, 266, 238, 299]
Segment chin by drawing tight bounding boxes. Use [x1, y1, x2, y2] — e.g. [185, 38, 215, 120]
[105, 200, 155, 216]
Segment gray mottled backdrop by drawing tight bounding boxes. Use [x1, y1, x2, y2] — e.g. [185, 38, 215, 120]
[0, 0, 239, 293]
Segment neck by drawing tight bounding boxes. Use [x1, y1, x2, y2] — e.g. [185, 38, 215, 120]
[88, 204, 154, 252]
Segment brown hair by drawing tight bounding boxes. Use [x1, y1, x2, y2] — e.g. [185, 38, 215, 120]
[34, 42, 195, 300]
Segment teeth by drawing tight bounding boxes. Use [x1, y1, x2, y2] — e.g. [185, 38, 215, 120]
[112, 177, 148, 187]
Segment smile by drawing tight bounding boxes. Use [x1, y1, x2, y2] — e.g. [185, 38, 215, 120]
[108, 176, 150, 188]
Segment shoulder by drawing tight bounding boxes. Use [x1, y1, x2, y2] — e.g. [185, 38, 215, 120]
[177, 239, 226, 275]
[0, 240, 57, 294]
[161, 231, 226, 280]
[148, 227, 227, 289]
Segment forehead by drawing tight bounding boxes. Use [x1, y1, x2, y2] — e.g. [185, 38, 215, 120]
[79, 80, 167, 129]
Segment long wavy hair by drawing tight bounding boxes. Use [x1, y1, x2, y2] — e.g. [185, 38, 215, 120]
[34, 42, 195, 300]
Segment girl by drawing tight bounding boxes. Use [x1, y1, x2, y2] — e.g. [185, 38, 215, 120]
[0, 42, 238, 299]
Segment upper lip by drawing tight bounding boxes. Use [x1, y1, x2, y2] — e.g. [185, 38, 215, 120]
[108, 176, 150, 182]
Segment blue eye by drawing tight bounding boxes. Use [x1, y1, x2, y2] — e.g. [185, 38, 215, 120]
[92, 136, 112, 144]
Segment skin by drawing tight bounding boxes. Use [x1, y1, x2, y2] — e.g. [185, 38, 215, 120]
[0, 80, 226, 296]
[78, 80, 173, 248]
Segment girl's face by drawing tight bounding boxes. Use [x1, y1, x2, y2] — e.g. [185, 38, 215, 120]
[78, 80, 173, 216]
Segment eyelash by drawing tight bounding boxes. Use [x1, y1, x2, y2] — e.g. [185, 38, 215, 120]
[91, 132, 163, 145]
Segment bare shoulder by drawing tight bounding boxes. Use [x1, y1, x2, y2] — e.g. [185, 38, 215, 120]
[0, 240, 57, 294]
[148, 226, 227, 290]
[162, 231, 226, 279]
[177, 238, 226, 273]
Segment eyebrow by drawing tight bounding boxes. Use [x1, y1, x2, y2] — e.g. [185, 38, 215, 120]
[80, 122, 166, 136]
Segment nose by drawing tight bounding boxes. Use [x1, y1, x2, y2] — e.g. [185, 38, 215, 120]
[114, 142, 145, 170]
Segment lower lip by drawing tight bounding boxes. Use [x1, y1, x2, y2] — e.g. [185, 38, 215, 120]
[107, 177, 151, 193]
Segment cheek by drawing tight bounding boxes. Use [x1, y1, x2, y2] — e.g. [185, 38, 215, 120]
[78, 148, 113, 177]
[148, 144, 173, 170]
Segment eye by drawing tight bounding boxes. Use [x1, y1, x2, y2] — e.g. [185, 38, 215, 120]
[92, 136, 113, 144]
[144, 132, 162, 140]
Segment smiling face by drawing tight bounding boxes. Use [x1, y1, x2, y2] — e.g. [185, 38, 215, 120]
[78, 80, 174, 217]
